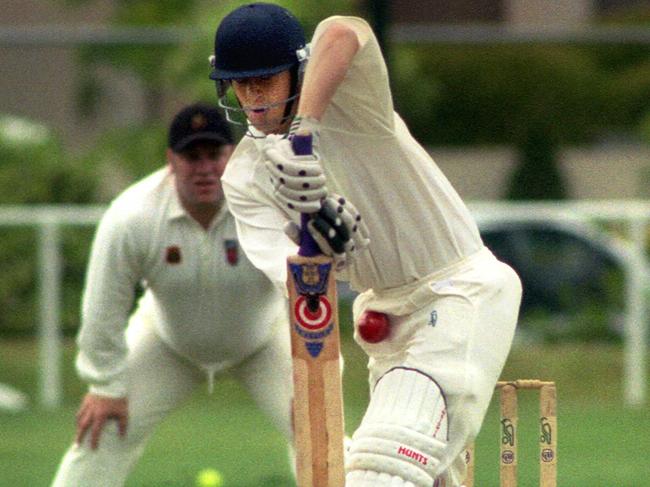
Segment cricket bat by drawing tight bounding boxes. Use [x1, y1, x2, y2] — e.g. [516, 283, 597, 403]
[287, 133, 346, 487]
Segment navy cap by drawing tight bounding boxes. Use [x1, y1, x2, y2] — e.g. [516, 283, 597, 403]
[168, 103, 233, 152]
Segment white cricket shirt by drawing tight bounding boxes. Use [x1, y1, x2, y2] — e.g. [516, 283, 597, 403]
[76, 167, 285, 397]
[221, 16, 483, 294]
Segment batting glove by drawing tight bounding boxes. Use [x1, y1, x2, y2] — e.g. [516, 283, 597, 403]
[263, 134, 328, 213]
[284, 194, 370, 271]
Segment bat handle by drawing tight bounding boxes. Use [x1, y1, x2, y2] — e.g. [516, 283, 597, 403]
[291, 133, 322, 258]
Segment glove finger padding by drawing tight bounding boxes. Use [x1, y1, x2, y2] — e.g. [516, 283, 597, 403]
[274, 192, 324, 213]
[307, 194, 370, 271]
[285, 215, 349, 270]
[328, 195, 370, 252]
[265, 161, 327, 191]
[268, 177, 328, 209]
[264, 149, 324, 178]
[309, 221, 343, 256]
[263, 135, 328, 213]
[307, 222, 350, 272]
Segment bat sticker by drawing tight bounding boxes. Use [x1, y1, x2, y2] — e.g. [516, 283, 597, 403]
[289, 262, 334, 358]
[289, 262, 330, 295]
[294, 295, 332, 331]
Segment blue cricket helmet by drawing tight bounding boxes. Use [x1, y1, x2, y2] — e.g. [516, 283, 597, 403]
[210, 3, 306, 81]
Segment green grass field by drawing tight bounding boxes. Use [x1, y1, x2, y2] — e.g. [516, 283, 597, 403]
[1, 334, 649, 486]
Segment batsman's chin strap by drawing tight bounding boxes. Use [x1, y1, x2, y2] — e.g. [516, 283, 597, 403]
[218, 94, 301, 138]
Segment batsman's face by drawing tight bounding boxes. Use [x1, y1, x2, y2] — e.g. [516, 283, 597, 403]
[168, 142, 232, 209]
[231, 71, 293, 134]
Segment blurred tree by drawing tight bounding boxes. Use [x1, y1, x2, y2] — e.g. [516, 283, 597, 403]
[506, 125, 567, 200]
[0, 116, 96, 204]
[61, 0, 200, 120]
[74, 122, 168, 202]
[591, 8, 650, 145]
[393, 45, 609, 146]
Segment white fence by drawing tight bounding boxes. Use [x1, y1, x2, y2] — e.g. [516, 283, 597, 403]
[0, 202, 648, 409]
[0, 205, 105, 409]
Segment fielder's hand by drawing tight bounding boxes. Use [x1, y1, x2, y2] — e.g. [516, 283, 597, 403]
[284, 194, 370, 271]
[75, 393, 128, 450]
[263, 134, 328, 213]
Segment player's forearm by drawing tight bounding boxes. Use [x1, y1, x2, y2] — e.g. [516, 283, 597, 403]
[75, 220, 140, 396]
[297, 22, 360, 121]
[76, 324, 129, 397]
[76, 287, 134, 396]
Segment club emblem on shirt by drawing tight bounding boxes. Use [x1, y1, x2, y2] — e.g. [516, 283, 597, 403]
[165, 245, 181, 264]
[289, 262, 332, 358]
[224, 239, 239, 265]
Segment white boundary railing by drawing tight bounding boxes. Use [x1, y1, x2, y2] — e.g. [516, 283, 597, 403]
[0, 202, 648, 409]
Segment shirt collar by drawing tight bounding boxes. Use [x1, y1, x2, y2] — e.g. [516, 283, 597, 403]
[207, 201, 229, 230]
[168, 181, 187, 221]
[167, 176, 228, 231]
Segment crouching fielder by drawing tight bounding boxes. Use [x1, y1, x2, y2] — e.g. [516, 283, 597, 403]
[51, 103, 293, 487]
[210, 4, 522, 486]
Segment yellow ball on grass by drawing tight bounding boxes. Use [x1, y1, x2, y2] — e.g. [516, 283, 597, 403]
[196, 468, 224, 487]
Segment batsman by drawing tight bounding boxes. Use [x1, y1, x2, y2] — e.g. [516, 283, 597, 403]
[211, 3, 523, 486]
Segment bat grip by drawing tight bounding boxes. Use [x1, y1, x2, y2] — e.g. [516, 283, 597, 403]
[299, 213, 320, 257]
[291, 133, 322, 258]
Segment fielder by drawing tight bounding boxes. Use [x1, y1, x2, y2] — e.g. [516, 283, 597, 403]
[51, 103, 293, 486]
[210, 4, 522, 486]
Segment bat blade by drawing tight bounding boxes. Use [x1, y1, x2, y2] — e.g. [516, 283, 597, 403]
[287, 133, 345, 487]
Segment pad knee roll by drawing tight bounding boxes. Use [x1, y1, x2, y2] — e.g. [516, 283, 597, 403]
[346, 367, 449, 487]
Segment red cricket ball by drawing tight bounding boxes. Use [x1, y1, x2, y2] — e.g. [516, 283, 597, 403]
[358, 310, 390, 343]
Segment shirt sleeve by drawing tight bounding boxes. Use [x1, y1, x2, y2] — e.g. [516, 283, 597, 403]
[312, 15, 373, 48]
[75, 204, 144, 397]
[312, 16, 394, 136]
[222, 170, 297, 296]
